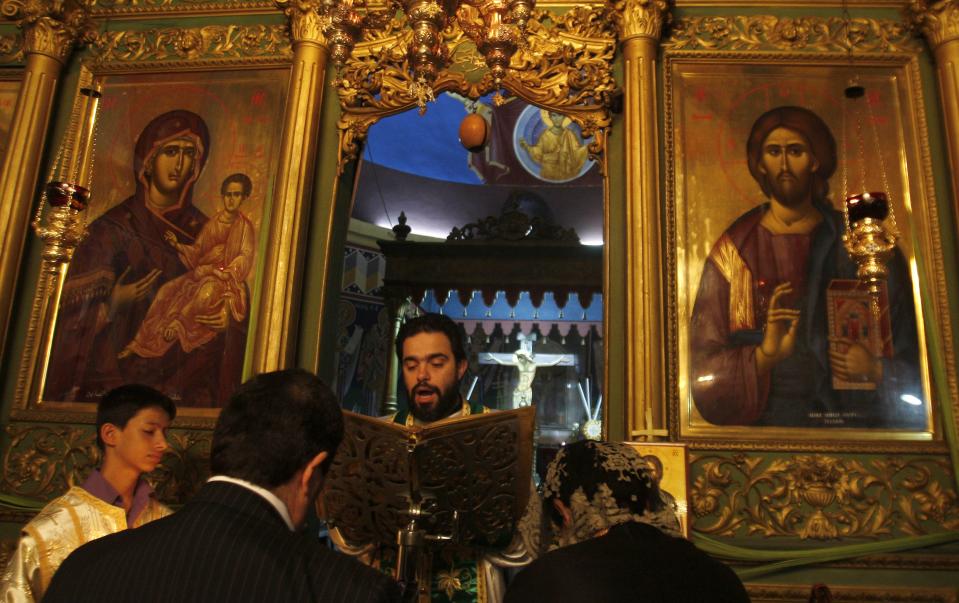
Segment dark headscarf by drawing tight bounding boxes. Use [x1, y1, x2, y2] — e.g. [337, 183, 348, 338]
[746, 105, 837, 202]
[134, 110, 210, 212]
[542, 441, 681, 548]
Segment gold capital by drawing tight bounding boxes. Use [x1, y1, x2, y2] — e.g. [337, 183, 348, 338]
[909, 0, 959, 49]
[1, 0, 97, 62]
[611, 0, 671, 43]
[275, 0, 331, 46]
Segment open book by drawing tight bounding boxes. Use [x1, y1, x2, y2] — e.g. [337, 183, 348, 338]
[319, 407, 535, 550]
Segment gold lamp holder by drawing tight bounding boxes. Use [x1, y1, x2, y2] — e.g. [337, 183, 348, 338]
[840, 80, 900, 298]
[27, 84, 100, 400]
[842, 192, 897, 295]
[32, 85, 101, 269]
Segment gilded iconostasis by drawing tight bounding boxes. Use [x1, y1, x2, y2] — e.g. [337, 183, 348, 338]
[0, 0, 958, 599]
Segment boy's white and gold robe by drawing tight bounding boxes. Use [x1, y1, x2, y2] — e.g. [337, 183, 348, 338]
[0, 486, 170, 602]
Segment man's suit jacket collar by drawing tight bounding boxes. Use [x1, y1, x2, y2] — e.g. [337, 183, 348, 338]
[191, 481, 292, 531]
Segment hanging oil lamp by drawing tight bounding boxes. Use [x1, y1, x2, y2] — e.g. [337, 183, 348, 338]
[840, 80, 899, 298]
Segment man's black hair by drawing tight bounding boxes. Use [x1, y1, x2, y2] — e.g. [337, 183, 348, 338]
[220, 172, 252, 197]
[210, 368, 344, 488]
[96, 384, 176, 451]
[395, 313, 467, 364]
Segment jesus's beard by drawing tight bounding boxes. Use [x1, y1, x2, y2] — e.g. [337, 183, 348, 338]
[408, 381, 462, 423]
[766, 169, 813, 207]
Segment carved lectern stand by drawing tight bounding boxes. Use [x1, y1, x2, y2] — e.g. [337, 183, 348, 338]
[320, 407, 535, 600]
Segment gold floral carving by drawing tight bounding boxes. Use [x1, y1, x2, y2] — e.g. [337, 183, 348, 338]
[90, 25, 292, 64]
[0, 0, 98, 62]
[909, 0, 959, 49]
[275, 0, 330, 45]
[690, 453, 959, 540]
[88, 0, 274, 16]
[664, 15, 921, 53]
[2, 424, 211, 505]
[336, 6, 617, 171]
[610, 0, 670, 42]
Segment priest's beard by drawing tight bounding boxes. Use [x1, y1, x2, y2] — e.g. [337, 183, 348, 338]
[408, 380, 462, 423]
[766, 168, 814, 208]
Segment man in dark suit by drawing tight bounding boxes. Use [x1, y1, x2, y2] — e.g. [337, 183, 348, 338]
[45, 368, 401, 603]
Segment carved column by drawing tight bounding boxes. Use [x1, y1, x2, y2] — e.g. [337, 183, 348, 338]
[615, 0, 670, 439]
[912, 0, 959, 257]
[252, 2, 331, 373]
[0, 1, 95, 365]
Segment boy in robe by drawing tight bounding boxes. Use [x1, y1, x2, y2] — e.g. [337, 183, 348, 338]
[0, 385, 176, 601]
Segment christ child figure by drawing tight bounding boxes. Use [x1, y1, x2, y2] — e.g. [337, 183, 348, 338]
[120, 173, 256, 359]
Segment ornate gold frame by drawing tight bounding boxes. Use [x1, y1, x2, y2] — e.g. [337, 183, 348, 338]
[11, 24, 294, 429]
[333, 6, 617, 173]
[663, 17, 957, 451]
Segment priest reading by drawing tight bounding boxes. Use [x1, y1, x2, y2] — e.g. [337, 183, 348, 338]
[329, 313, 538, 603]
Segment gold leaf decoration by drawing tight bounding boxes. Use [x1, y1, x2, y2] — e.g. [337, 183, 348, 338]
[2, 424, 211, 505]
[336, 6, 617, 172]
[690, 453, 959, 540]
[88, 0, 274, 17]
[90, 24, 291, 65]
[664, 15, 921, 54]
[1, 0, 98, 61]
[909, 0, 959, 49]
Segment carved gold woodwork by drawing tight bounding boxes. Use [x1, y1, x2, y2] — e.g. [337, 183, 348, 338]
[276, 0, 331, 45]
[612, 0, 670, 41]
[335, 6, 617, 172]
[0, 0, 97, 62]
[613, 0, 669, 440]
[250, 3, 333, 373]
[690, 452, 959, 540]
[665, 15, 920, 52]
[911, 2, 959, 383]
[91, 25, 292, 63]
[910, 0, 959, 48]
[1, 424, 211, 505]
[88, 0, 274, 16]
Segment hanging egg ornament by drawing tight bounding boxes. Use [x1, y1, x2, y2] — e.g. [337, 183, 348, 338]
[459, 112, 488, 153]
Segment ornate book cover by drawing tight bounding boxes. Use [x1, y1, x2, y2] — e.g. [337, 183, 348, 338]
[320, 407, 535, 550]
[826, 279, 893, 391]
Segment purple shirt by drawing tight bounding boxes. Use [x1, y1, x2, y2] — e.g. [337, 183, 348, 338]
[81, 469, 155, 527]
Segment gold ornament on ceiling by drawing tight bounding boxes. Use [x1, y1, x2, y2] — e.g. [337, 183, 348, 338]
[335, 5, 619, 173]
[308, 0, 533, 108]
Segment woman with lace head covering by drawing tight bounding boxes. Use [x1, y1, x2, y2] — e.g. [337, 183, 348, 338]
[505, 441, 748, 603]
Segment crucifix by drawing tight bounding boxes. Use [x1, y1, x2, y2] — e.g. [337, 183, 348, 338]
[478, 333, 577, 408]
